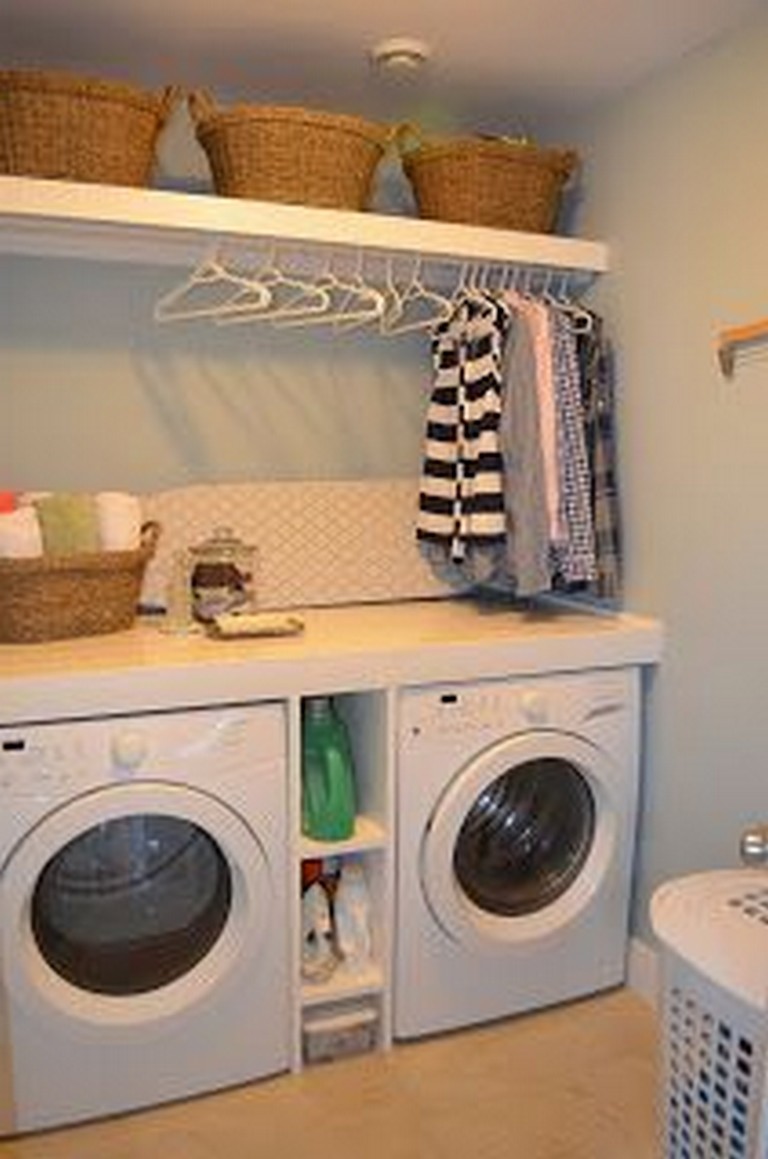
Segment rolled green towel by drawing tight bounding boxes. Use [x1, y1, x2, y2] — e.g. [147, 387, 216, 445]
[34, 492, 101, 556]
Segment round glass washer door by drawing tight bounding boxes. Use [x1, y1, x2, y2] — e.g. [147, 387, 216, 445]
[1, 781, 272, 1030]
[32, 813, 232, 996]
[453, 757, 595, 918]
[420, 732, 618, 948]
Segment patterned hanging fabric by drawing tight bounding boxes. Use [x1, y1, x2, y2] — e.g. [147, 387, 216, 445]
[576, 313, 622, 599]
[417, 285, 621, 601]
[549, 307, 597, 587]
[417, 293, 511, 567]
[498, 292, 552, 596]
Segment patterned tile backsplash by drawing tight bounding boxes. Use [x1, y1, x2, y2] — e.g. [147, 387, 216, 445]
[140, 478, 464, 610]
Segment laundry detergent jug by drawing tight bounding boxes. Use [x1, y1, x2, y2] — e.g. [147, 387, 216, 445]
[301, 697, 357, 841]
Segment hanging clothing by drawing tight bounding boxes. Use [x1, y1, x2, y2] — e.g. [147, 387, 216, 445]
[521, 295, 564, 546]
[549, 308, 596, 587]
[576, 314, 622, 600]
[416, 284, 620, 601]
[499, 292, 596, 596]
[417, 293, 511, 566]
[498, 295, 552, 597]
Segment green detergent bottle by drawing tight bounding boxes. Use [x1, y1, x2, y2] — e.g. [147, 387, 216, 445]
[301, 697, 357, 841]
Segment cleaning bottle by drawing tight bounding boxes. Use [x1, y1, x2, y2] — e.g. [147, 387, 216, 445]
[301, 697, 357, 841]
[333, 858, 373, 970]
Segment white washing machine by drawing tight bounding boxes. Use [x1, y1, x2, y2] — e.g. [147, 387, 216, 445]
[0, 701, 290, 1135]
[395, 667, 641, 1039]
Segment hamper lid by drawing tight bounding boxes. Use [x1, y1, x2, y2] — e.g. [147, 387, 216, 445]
[651, 869, 768, 1008]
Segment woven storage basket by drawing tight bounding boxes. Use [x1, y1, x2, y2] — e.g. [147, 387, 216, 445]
[0, 522, 160, 644]
[400, 133, 578, 233]
[0, 70, 176, 186]
[189, 91, 390, 209]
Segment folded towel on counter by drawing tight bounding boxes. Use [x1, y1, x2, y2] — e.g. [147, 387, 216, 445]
[96, 491, 141, 551]
[34, 492, 100, 556]
[0, 507, 43, 557]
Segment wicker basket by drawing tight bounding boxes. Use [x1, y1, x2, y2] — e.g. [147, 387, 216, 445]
[0, 522, 160, 644]
[0, 70, 177, 186]
[400, 133, 578, 233]
[189, 91, 390, 210]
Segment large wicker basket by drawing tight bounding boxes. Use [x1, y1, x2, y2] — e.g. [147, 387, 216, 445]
[0, 70, 177, 186]
[0, 522, 160, 644]
[189, 91, 390, 210]
[400, 133, 578, 233]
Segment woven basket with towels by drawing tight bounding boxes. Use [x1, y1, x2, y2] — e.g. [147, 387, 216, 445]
[0, 493, 159, 644]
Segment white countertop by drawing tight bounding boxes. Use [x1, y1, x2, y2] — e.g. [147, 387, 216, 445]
[0, 598, 663, 725]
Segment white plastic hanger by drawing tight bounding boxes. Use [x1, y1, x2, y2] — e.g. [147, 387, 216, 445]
[274, 250, 386, 331]
[329, 251, 388, 332]
[379, 257, 453, 335]
[548, 271, 593, 333]
[153, 251, 272, 323]
[215, 247, 331, 326]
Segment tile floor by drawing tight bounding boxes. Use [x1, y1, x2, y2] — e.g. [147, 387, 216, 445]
[0, 989, 661, 1159]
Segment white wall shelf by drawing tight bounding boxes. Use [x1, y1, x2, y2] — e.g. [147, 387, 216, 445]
[0, 175, 609, 278]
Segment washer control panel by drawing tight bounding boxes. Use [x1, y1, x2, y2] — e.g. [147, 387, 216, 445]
[399, 671, 632, 740]
[0, 702, 284, 801]
[0, 703, 286, 865]
[400, 684, 550, 739]
[0, 733, 86, 796]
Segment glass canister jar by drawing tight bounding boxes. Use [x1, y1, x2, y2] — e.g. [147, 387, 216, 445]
[188, 526, 256, 623]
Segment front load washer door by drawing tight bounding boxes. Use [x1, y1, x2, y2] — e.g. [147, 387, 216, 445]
[1, 781, 273, 1038]
[32, 813, 232, 996]
[420, 731, 619, 952]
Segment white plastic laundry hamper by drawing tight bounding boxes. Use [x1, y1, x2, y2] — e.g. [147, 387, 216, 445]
[652, 869, 768, 1158]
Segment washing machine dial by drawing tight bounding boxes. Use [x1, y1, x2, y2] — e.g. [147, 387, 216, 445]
[110, 729, 148, 774]
[519, 689, 549, 725]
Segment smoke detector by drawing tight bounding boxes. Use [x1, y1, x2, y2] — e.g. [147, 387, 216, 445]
[369, 37, 432, 75]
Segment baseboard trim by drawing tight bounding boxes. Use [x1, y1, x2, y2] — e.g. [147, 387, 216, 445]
[627, 937, 660, 1008]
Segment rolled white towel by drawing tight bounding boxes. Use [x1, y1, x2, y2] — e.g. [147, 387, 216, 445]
[17, 490, 52, 506]
[0, 507, 43, 558]
[96, 491, 142, 551]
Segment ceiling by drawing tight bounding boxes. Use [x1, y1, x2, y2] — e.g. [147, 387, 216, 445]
[2, 0, 764, 131]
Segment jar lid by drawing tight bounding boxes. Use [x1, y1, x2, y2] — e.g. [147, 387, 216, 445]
[190, 525, 254, 560]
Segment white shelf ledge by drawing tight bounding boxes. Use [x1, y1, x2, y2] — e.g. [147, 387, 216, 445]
[0, 175, 609, 275]
[300, 815, 387, 859]
[301, 963, 385, 1008]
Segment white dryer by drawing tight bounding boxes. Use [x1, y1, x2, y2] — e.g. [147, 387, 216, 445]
[0, 701, 290, 1135]
[395, 668, 641, 1039]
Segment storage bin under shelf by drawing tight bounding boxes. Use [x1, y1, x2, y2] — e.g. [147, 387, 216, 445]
[302, 999, 381, 1065]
